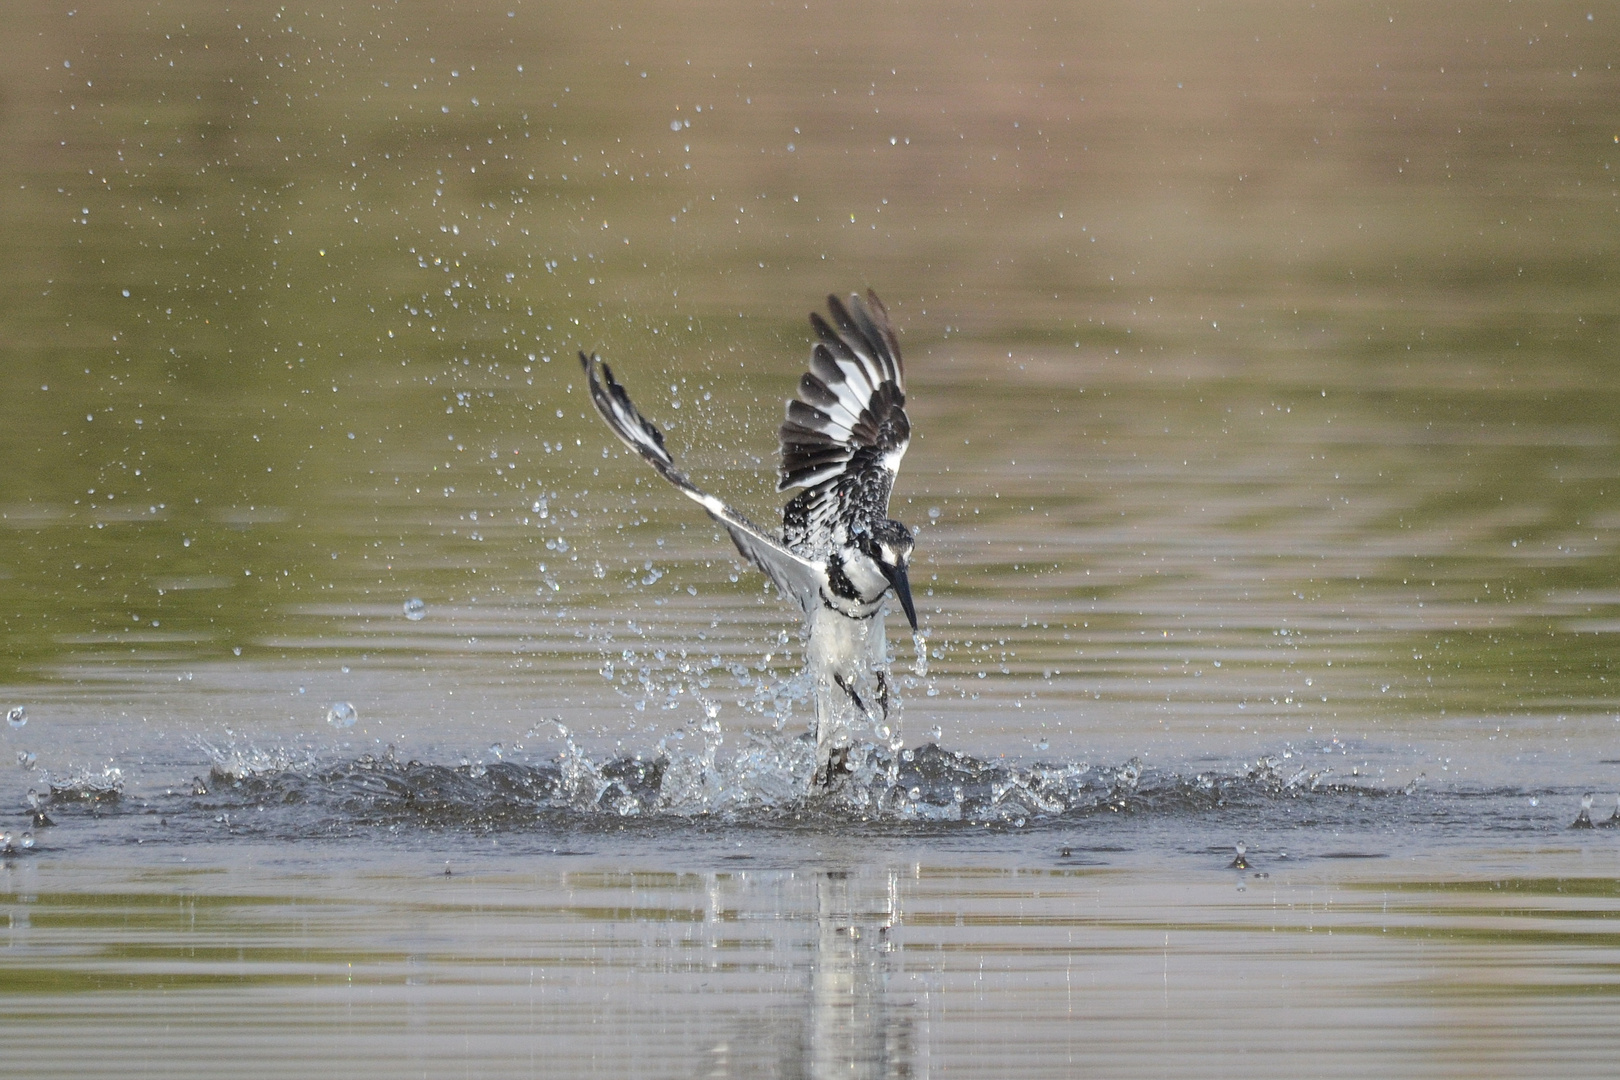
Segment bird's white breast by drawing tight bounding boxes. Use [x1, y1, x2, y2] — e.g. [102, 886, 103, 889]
[805, 603, 888, 685]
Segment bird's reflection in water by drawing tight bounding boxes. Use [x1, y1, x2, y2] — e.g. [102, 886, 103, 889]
[806, 868, 914, 1080]
[698, 866, 918, 1078]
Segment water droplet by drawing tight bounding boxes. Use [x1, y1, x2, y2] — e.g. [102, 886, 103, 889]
[927, 506, 941, 520]
[20, 832, 34, 850]
[16, 751, 36, 770]
[326, 701, 358, 728]
[5, 706, 26, 729]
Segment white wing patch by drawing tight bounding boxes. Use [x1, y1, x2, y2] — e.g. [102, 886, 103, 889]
[778, 291, 909, 496]
[778, 293, 912, 557]
[580, 350, 825, 613]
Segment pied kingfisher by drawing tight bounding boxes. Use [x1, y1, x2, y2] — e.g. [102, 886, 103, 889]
[580, 290, 918, 788]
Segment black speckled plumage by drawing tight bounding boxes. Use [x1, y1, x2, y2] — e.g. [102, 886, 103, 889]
[581, 289, 919, 789]
[780, 292, 910, 557]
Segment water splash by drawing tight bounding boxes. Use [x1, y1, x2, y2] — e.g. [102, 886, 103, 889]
[1572, 792, 1595, 829]
[44, 765, 124, 804]
[180, 728, 1389, 833]
[198, 739, 316, 779]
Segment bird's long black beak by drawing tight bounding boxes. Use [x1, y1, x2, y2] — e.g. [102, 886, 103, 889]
[883, 562, 919, 632]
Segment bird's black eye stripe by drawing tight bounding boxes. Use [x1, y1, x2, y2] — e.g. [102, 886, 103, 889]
[825, 554, 860, 601]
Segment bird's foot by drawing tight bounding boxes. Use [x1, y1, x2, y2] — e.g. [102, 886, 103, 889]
[814, 746, 852, 789]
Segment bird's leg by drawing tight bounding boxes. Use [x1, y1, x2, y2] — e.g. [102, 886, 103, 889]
[814, 673, 863, 790]
[833, 672, 866, 714]
[874, 670, 891, 720]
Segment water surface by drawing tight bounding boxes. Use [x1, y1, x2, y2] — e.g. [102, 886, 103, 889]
[2, 1, 1619, 1075]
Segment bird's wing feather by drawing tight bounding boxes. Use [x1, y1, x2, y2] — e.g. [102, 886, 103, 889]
[778, 291, 910, 555]
[580, 351, 824, 611]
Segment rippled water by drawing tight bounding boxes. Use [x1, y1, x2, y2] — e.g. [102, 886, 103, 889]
[3, 1, 1620, 1075]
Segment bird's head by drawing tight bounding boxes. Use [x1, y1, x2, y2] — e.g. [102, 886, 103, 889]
[859, 518, 918, 631]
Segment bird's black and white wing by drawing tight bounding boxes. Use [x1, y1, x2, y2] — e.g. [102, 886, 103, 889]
[579, 351, 824, 612]
[779, 291, 910, 555]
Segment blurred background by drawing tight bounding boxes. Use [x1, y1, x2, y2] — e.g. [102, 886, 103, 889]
[0, 1, 1615, 785]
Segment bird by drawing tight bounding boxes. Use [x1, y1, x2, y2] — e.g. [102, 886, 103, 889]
[580, 290, 917, 789]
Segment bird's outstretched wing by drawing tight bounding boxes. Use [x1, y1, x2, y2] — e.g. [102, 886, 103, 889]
[778, 291, 910, 555]
[579, 351, 824, 612]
